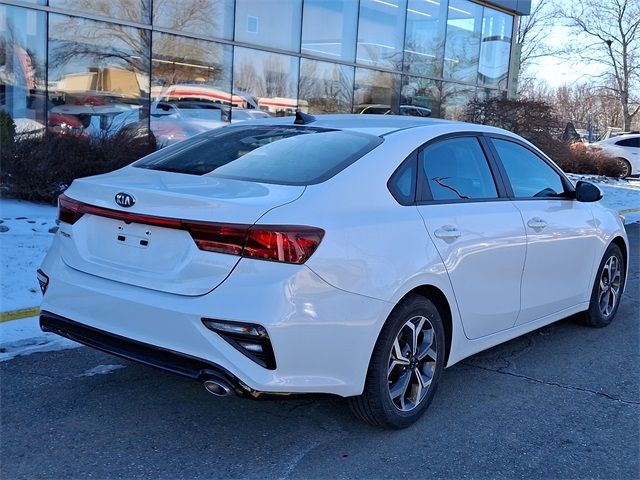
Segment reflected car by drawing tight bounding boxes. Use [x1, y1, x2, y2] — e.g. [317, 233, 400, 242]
[149, 100, 229, 146]
[125, 102, 273, 147]
[230, 108, 271, 122]
[355, 104, 431, 117]
[47, 102, 141, 138]
[39, 114, 628, 428]
[588, 134, 640, 177]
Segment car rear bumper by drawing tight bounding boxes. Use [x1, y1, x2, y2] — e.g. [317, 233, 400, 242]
[39, 238, 391, 397]
[40, 311, 252, 394]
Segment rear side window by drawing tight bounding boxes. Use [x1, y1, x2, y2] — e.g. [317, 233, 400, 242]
[615, 137, 639, 148]
[135, 125, 382, 185]
[388, 154, 417, 205]
[419, 137, 498, 201]
[491, 139, 567, 198]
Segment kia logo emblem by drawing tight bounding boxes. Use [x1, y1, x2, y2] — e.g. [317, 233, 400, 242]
[115, 192, 135, 208]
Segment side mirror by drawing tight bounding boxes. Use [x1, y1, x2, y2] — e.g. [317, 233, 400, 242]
[575, 180, 603, 202]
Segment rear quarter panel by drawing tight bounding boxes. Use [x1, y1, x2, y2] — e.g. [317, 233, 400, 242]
[255, 126, 478, 366]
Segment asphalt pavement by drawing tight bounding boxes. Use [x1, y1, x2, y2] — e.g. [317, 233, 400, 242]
[2, 224, 639, 479]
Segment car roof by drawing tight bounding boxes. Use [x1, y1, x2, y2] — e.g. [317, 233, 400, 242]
[241, 113, 461, 136]
[598, 133, 640, 143]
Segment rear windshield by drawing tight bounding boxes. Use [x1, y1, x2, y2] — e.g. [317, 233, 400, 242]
[134, 125, 383, 185]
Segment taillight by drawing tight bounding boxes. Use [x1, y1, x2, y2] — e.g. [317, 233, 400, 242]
[56, 194, 324, 264]
[58, 195, 84, 224]
[184, 222, 247, 256]
[244, 227, 324, 263]
[185, 223, 324, 264]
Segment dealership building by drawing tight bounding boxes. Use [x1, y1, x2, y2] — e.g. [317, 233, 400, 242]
[1, 0, 530, 142]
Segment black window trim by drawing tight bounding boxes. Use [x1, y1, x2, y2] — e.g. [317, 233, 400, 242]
[386, 131, 579, 207]
[484, 133, 576, 201]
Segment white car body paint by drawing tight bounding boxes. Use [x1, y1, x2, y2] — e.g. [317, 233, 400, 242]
[39, 115, 629, 398]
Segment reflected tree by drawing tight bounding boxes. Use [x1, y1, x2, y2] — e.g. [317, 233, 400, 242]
[49, 14, 150, 82]
[50, 0, 150, 22]
[299, 61, 353, 113]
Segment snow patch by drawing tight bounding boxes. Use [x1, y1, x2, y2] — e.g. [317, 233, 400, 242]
[0, 199, 57, 312]
[0, 316, 81, 362]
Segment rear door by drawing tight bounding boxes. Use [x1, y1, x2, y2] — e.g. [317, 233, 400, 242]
[487, 137, 600, 325]
[415, 135, 527, 340]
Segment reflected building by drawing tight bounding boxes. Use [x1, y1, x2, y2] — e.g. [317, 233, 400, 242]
[1, 0, 530, 146]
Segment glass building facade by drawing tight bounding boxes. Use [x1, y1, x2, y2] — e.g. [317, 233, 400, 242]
[1, 0, 522, 146]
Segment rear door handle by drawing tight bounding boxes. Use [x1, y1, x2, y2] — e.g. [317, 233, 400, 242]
[527, 217, 547, 230]
[434, 225, 462, 240]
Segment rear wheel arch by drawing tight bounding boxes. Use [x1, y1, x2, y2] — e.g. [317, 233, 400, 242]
[611, 236, 628, 291]
[611, 236, 628, 267]
[397, 285, 453, 367]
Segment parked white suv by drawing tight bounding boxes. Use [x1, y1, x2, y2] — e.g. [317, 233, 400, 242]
[38, 114, 628, 428]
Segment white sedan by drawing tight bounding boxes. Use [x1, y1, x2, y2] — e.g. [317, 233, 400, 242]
[38, 114, 629, 428]
[589, 133, 640, 177]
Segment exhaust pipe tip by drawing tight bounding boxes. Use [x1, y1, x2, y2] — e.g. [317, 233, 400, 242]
[203, 379, 234, 397]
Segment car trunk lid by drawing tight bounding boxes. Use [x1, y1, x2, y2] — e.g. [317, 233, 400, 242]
[58, 167, 304, 296]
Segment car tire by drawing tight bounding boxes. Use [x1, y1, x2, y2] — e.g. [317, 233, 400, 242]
[617, 158, 632, 178]
[582, 243, 625, 328]
[348, 293, 445, 428]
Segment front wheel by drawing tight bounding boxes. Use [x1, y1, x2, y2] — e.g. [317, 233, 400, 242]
[582, 243, 625, 327]
[348, 294, 445, 428]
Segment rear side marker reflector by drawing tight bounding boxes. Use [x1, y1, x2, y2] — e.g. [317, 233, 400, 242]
[58, 194, 324, 264]
[202, 318, 276, 369]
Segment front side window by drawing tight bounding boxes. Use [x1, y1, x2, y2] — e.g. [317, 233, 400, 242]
[135, 125, 382, 185]
[491, 138, 567, 198]
[420, 137, 498, 201]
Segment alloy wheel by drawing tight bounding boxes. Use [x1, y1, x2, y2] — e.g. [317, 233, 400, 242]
[387, 315, 438, 411]
[598, 255, 622, 317]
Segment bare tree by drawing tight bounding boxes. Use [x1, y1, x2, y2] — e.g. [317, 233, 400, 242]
[558, 0, 640, 131]
[519, 79, 625, 137]
[515, 0, 557, 75]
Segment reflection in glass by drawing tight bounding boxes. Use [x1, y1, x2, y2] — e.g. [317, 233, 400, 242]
[354, 68, 401, 115]
[301, 0, 359, 62]
[356, 0, 407, 70]
[443, 0, 482, 84]
[401, 76, 441, 118]
[234, 0, 302, 52]
[232, 47, 300, 117]
[299, 59, 354, 114]
[478, 8, 513, 88]
[49, 0, 151, 24]
[440, 82, 475, 120]
[151, 32, 232, 146]
[153, 0, 234, 40]
[48, 14, 150, 138]
[404, 0, 447, 78]
[0, 5, 47, 138]
[477, 87, 504, 102]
